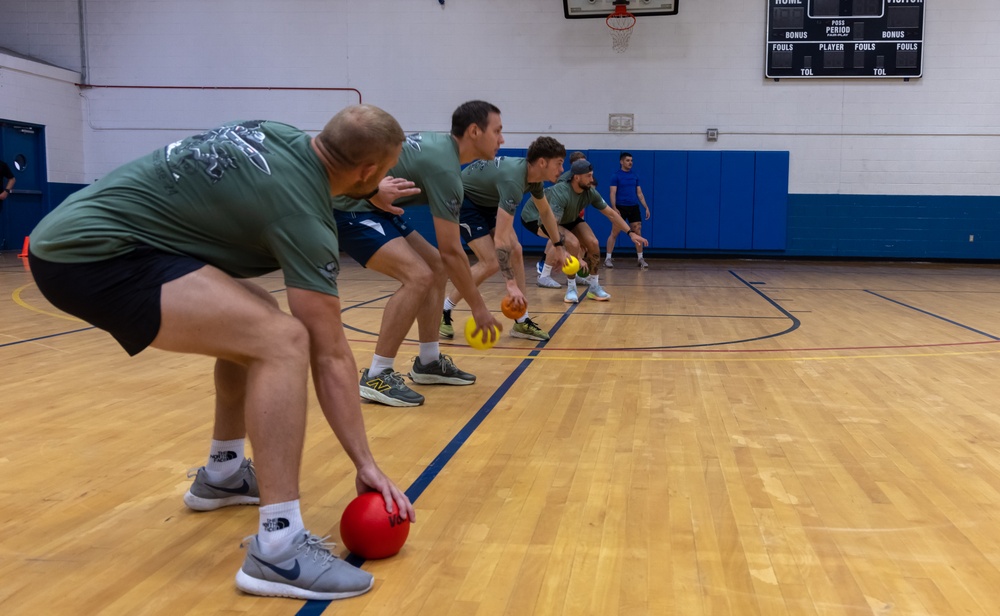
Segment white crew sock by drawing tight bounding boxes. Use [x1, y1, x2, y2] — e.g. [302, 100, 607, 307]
[204, 438, 245, 481]
[419, 342, 440, 365]
[257, 500, 305, 554]
[541, 264, 553, 277]
[369, 354, 394, 376]
[443, 298, 457, 312]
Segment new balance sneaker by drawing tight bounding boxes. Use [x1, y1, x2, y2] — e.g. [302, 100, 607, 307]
[440, 310, 454, 339]
[409, 354, 475, 385]
[638, 258, 649, 269]
[360, 368, 425, 407]
[564, 287, 580, 304]
[235, 532, 374, 601]
[587, 284, 612, 301]
[184, 458, 260, 511]
[536, 275, 561, 289]
[604, 258, 614, 269]
[511, 318, 550, 341]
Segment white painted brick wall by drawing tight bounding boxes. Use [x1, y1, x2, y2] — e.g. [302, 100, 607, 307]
[0, 53, 85, 184]
[2, 0, 998, 196]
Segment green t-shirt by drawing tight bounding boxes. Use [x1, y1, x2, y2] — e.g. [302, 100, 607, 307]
[30, 121, 343, 295]
[332, 132, 463, 222]
[461, 157, 544, 215]
[521, 180, 607, 225]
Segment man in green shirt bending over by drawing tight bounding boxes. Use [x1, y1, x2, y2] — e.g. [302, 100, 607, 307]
[439, 136, 571, 342]
[333, 100, 505, 408]
[523, 158, 648, 303]
[28, 106, 416, 602]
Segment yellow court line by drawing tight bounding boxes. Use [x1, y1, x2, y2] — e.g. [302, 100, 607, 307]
[11, 283, 85, 322]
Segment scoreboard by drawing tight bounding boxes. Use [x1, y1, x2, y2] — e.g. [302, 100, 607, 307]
[766, 0, 925, 79]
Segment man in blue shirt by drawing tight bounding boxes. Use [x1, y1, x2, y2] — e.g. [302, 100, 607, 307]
[604, 152, 650, 269]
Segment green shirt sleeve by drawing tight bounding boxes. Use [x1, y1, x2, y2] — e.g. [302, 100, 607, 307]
[263, 214, 341, 296]
[422, 169, 463, 223]
[588, 188, 609, 211]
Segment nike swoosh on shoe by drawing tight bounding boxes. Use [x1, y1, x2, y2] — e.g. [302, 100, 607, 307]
[251, 555, 302, 581]
[205, 479, 250, 494]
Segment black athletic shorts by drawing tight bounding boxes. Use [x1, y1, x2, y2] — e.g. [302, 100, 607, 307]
[521, 217, 582, 238]
[617, 205, 642, 225]
[29, 245, 206, 356]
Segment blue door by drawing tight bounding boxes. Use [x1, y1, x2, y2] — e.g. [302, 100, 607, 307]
[1, 121, 46, 250]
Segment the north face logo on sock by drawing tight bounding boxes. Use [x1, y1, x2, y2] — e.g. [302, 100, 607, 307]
[210, 450, 238, 463]
[263, 517, 290, 532]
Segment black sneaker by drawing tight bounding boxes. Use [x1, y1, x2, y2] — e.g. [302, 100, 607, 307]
[360, 368, 425, 407]
[409, 354, 476, 385]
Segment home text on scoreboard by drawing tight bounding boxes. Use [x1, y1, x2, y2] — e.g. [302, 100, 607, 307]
[766, 0, 925, 79]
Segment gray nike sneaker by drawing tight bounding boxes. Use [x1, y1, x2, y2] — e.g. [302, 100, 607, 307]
[235, 532, 374, 600]
[184, 458, 260, 511]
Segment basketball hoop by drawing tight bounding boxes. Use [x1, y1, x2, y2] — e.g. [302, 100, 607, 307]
[607, 3, 636, 53]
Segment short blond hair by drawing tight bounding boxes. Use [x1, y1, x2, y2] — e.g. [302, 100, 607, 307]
[317, 104, 404, 168]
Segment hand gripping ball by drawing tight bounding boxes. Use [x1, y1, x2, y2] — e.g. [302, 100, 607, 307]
[340, 492, 410, 560]
[561, 255, 581, 276]
[464, 317, 499, 350]
[500, 296, 526, 320]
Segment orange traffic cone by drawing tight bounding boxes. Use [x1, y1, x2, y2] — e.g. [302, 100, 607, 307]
[17, 236, 29, 258]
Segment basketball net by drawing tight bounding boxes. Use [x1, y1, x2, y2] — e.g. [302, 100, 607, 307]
[607, 4, 636, 53]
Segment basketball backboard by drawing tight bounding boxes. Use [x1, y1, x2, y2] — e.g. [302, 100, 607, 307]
[563, 0, 678, 19]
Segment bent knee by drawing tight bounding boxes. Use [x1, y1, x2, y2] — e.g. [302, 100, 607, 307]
[404, 260, 438, 289]
[260, 314, 310, 363]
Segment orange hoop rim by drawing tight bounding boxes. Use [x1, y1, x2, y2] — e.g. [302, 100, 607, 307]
[606, 6, 636, 31]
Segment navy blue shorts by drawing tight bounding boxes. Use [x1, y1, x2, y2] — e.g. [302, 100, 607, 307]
[334, 209, 414, 267]
[617, 205, 642, 225]
[28, 245, 206, 356]
[459, 199, 497, 243]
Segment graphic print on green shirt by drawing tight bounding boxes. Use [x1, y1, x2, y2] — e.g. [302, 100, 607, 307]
[30, 121, 343, 296]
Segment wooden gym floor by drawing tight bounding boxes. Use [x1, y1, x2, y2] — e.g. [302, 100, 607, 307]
[3, 251, 1000, 615]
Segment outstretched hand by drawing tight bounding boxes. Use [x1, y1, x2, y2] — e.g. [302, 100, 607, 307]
[367, 176, 420, 216]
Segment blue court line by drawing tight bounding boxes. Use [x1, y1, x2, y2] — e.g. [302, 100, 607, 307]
[339, 293, 394, 337]
[295, 303, 584, 616]
[865, 290, 1000, 340]
[0, 327, 95, 349]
